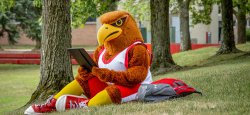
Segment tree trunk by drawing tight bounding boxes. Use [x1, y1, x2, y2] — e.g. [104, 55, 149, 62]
[178, 0, 191, 51]
[236, 0, 247, 44]
[27, 0, 73, 104]
[150, 0, 178, 75]
[33, 39, 41, 50]
[0, 30, 3, 50]
[217, 0, 240, 54]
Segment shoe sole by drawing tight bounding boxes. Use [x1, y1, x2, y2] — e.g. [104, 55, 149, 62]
[24, 106, 42, 115]
[56, 95, 67, 112]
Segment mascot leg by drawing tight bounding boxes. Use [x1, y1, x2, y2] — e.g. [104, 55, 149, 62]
[115, 84, 140, 103]
[88, 85, 121, 106]
[24, 80, 84, 114]
[88, 89, 113, 106]
[54, 80, 84, 99]
[88, 84, 141, 106]
[56, 76, 110, 111]
[76, 76, 108, 98]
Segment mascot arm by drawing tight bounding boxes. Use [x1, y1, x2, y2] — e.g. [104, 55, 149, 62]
[93, 45, 104, 64]
[76, 45, 103, 77]
[92, 45, 150, 86]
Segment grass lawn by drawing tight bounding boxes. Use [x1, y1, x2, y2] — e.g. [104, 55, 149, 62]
[1, 43, 250, 115]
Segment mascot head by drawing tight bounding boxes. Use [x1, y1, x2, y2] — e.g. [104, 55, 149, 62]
[97, 11, 143, 54]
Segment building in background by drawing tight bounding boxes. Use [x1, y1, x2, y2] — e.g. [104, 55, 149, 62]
[0, 19, 98, 46]
[170, 4, 250, 44]
[1, 4, 250, 47]
[169, 5, 220, 44]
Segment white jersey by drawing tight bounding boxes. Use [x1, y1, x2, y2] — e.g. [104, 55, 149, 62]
[98, 41, 152, 84]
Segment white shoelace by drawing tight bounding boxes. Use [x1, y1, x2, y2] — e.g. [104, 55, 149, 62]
[69, 100, 88, 109]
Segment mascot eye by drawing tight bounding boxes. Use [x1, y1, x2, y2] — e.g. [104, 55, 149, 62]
[115, 19, 123, 27]
[111, 17, 127, 27]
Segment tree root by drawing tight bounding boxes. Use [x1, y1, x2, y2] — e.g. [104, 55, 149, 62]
[216, 47, 242, 55]
[152, 65, 182, 76]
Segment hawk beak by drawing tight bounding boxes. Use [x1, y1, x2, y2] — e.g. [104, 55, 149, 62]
[97, 24, 122, 46]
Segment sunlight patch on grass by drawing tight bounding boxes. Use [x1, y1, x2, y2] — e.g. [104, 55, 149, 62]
[173, 47, 218, 66]
[173, 42, 250, 66]
[236, 42, 250, 51]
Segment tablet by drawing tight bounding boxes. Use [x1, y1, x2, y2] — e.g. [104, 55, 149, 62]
[68, 48, 97, 71]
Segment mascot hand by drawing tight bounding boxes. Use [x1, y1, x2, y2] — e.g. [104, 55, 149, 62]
[77, 66, 90, 77]
[92, 67, 113, 82]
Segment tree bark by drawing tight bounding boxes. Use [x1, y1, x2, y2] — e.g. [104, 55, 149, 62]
[178, 0, 191, 51]
[150, 0, 178, 75]
[236, 0, 247, 44]
[27, 0, 73, 104]
[217, 0, 240, 54]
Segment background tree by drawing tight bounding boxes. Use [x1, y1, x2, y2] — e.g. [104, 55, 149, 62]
[170, 0, 214, 51]
[0, 11, 19, 50]
[190, 0, 213, 25]
[190, 0, 250, 45]
[108, 0, 119, 11]
[233, 0, 250, 44]
[217, 0, 240, 54]
[119, 0, 150, 22]
[24, 19, 42, 50]
[0, 0, 15, 13]
[13, 0, 42, 50]
[150, 0, 178, 75]
[71, 0, 118, 28]
[27, 0, 73, 103]
[178, 0, 192, 51]
[1, 0, 118, 51]
[0, 0, 42, 50]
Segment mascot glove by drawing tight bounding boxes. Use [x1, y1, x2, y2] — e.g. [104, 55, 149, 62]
[77, 66, 90, 77]
[92, 67, 113, 82]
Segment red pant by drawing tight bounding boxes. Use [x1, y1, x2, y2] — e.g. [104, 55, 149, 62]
[87, 77, 140, 103]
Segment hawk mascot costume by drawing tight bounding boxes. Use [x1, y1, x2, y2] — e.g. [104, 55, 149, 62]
[25, 11, 153, 114]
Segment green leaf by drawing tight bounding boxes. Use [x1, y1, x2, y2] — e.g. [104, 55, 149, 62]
[0, 0, 15, 13]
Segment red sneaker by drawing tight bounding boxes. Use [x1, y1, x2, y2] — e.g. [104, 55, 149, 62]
[56, 95, 88, 112]
[24, 96, 56, 114]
